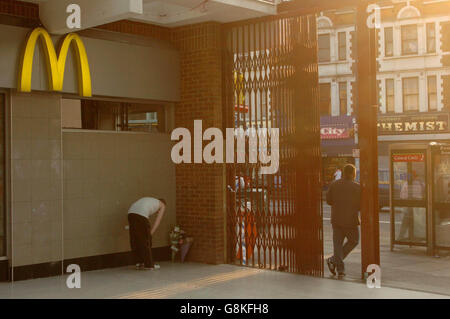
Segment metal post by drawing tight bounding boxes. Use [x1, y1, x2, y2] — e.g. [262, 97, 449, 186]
[356, 2, 380, 278]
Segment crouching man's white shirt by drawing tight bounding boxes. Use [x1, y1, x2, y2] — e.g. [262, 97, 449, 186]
[128, 197, 161, 218]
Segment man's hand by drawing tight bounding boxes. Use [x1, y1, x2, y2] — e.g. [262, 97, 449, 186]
[150, 202, 166, 235]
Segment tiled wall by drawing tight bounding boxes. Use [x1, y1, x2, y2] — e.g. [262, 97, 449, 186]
[62, 130, 176, 259]
[10, 92, 176, 266]
[11, 93, 63, 267]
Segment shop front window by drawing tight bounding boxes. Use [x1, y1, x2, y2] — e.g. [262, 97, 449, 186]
[61, 99, 167, 133]
[433, 152, 450, 248]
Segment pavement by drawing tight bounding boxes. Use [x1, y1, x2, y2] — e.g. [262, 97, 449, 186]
[323, 203, 450, 296]
[0, 262, 446, 299]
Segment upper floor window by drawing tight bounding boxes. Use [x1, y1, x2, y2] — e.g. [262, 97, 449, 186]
[319, 83, 331, 115]
[318, 34, 331, 62]
[401, 25, 418, 55]
[338, 32, 347, 61]
[339, 82, 347, 115]
[385, 27, 394, 57]
[427, 23, 436, 53]
[428, 76, 438, 111]
[403, 77, 419, 112]
[386, 79, 395, 113]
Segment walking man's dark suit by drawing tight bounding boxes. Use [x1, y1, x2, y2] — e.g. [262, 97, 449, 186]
[326, 164, 361, 277]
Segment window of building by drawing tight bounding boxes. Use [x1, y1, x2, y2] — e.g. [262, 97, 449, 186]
[385, 27, 394, 57]
[319, 83, 331, 115]
[401, 25, 418, 55]
[318, 34, 331, 62]
[427, 23, 436, 53]
[339, 82, 347, 115]
[62, 99, 166, 133]
[338, 32, 346, 61]
[428, 76, 438, 111]
[402, 77, 419, 112]
[386, 79, 395, 113]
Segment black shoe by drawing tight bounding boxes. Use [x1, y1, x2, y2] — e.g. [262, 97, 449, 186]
[326, 258, 336, 276]
[338, 272, 346, 278]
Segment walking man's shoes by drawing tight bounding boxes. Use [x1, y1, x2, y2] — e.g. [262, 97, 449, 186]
[326, 257, 336, 276]
[338, 272, 346, 278]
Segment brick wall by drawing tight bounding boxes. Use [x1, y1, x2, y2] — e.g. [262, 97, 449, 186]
[171, 23, 225, 264]
[0, 0, 39, 19]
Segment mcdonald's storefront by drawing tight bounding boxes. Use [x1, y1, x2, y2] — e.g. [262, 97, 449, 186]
[0, 21, 182, 280]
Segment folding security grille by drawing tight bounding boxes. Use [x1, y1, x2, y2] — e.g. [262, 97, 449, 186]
[223, 14, 323, 276]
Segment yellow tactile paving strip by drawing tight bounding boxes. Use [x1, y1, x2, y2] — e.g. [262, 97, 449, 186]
[116, 268, 262, 299]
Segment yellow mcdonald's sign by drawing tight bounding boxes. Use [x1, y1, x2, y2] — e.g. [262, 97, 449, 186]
[18, 27, 92, 97]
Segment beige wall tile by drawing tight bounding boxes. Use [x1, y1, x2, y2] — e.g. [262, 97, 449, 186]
[30, 118, 49, 140]
[12, 202, 31, 223]
[12, 244, 32, 266]
[82, 160, 99, 180]
[63, 160, 83, 180]
[48, 119, 61, 139]
[12, 222, 32, 245]
[12, 159, 32, 180]
[31, 240, 53, 264]
[31, 160, 51, 180]
[12, 118, 32, 140]
[82, 134, 99, 159]
[50, 159, 62, 180]
[31, 139, 50, 160]
[49, 140, 62, 160]
[64, 179, 83, 200]
[12, 181, 32, 202]
[11, 139, 31, 160]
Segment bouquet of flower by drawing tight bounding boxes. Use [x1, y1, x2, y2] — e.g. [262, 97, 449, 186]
[169, 226, 193, 262]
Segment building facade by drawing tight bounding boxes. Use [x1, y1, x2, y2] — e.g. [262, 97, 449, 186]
[318, 0, 450, 182]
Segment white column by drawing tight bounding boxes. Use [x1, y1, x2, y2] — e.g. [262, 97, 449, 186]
[331, 81, 339, 116]
[346, 81, 352, 115]
[395, 77, 403, 113]
[394, 25, 402, 56]
[380, 79, 387, 113]
[418, 23, 425, 55]
[437, 74, 443, 111]
[330, 31, 337, 62]
[419, 74, 427, 112]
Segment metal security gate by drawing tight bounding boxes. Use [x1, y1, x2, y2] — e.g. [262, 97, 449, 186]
[223, 14, 323, 276]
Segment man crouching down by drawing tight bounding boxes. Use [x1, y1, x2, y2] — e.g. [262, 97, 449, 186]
[128, 197, 166, 270]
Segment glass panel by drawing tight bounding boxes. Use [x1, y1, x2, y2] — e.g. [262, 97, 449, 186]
[433, 153, 450, 247]
[318, 34, 330, 62]
[338, 32, 346, 60]
[427, 23, 436, 53]
[385, 27, 393, 56]
[401, 25, 418, 55]
[392, 152, 427, 244]
[394, 207, 427, 243]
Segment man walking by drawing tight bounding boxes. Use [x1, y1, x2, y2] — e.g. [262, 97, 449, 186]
[128, 197, 166, 270]
[326, 164, 361, 278]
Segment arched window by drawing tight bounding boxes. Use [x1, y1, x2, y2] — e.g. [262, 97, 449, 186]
[397, 4, 421, 20]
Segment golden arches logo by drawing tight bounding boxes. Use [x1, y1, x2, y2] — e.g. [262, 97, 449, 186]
[18, 27, 92, 97]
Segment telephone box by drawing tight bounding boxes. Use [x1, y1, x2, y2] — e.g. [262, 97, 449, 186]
[390, 143, 450, 255]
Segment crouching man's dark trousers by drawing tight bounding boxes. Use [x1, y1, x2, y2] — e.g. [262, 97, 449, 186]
[331, 226, 359, 273]
[128, 213, 154, 268]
